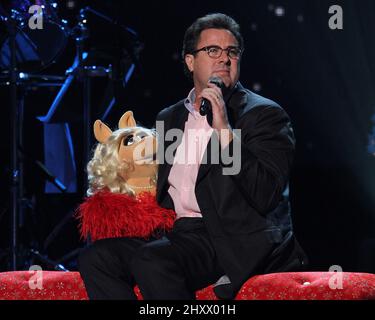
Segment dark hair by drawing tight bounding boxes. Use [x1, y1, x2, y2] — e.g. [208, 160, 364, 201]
[182, 13, 244, 77]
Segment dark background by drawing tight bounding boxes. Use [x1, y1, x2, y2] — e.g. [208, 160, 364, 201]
[0, 0, 374, 273]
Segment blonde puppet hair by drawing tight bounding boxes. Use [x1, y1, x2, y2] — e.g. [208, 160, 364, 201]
[86, 127, 157, 197]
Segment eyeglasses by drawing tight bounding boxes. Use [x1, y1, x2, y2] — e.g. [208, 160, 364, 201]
[191, 45, 243, 60]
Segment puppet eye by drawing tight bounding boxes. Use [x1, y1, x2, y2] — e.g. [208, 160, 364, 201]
[123, 135, 135, 146]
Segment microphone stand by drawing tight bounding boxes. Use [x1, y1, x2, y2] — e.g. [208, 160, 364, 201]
[7, 12, 20, 271]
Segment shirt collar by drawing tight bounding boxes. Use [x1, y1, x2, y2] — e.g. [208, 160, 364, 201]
[184, 88, 200, 118]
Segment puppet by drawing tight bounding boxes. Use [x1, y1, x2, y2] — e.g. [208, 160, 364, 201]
[77, 111, 175, 241]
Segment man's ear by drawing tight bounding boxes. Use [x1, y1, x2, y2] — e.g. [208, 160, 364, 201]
[185, 54, 194, 73]
[93, 120, 112, 143]
[119, 111, 137, 129]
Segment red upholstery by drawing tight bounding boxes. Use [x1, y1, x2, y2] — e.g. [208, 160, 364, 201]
[195, 272, 375, 300]
[0, 271, 374, 300]
[0, 271, 88, 300]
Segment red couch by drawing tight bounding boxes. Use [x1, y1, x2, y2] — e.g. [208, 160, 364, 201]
[0, 271, 374, 300]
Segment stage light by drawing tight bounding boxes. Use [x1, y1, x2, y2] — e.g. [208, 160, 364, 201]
[275, 6, 285, 17]
[67, 1, 76, 9]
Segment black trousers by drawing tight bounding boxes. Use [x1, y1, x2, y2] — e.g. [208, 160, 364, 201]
[78, 218, 224, 300]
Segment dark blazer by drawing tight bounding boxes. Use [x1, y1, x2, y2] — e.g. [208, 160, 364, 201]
[155, 82, 308, 299]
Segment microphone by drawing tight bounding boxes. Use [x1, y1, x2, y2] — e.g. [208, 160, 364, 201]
[199, 76, 226, 116]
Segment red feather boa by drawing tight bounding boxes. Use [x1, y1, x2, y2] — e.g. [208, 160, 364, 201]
[76, 191, 176, 242]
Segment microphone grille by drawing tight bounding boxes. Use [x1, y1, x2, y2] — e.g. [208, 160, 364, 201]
[208, 76, 225, 90]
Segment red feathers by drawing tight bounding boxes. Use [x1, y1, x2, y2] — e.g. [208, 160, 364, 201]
[76, 191, 176, 242]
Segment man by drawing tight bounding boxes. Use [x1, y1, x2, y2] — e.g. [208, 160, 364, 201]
[78, 13, 308, 300]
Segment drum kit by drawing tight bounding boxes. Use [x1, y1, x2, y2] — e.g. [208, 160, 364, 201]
[0, 0, 143, 270]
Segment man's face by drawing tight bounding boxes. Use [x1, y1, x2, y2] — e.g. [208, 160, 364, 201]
[185, 28, 241, 93]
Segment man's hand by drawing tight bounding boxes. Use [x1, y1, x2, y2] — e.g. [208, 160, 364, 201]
[195, 82, 234, 147]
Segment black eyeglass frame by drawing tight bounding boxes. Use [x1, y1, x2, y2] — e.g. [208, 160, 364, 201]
[190, 45, 243, 59]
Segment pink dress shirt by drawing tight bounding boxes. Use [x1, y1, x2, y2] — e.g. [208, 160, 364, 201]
[167, 89, 213, 219]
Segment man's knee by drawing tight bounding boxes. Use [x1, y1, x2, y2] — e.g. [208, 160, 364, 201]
[130, 244, 196, 299]
[78, 238, 120, 274]
[130, 245, 178, 279]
